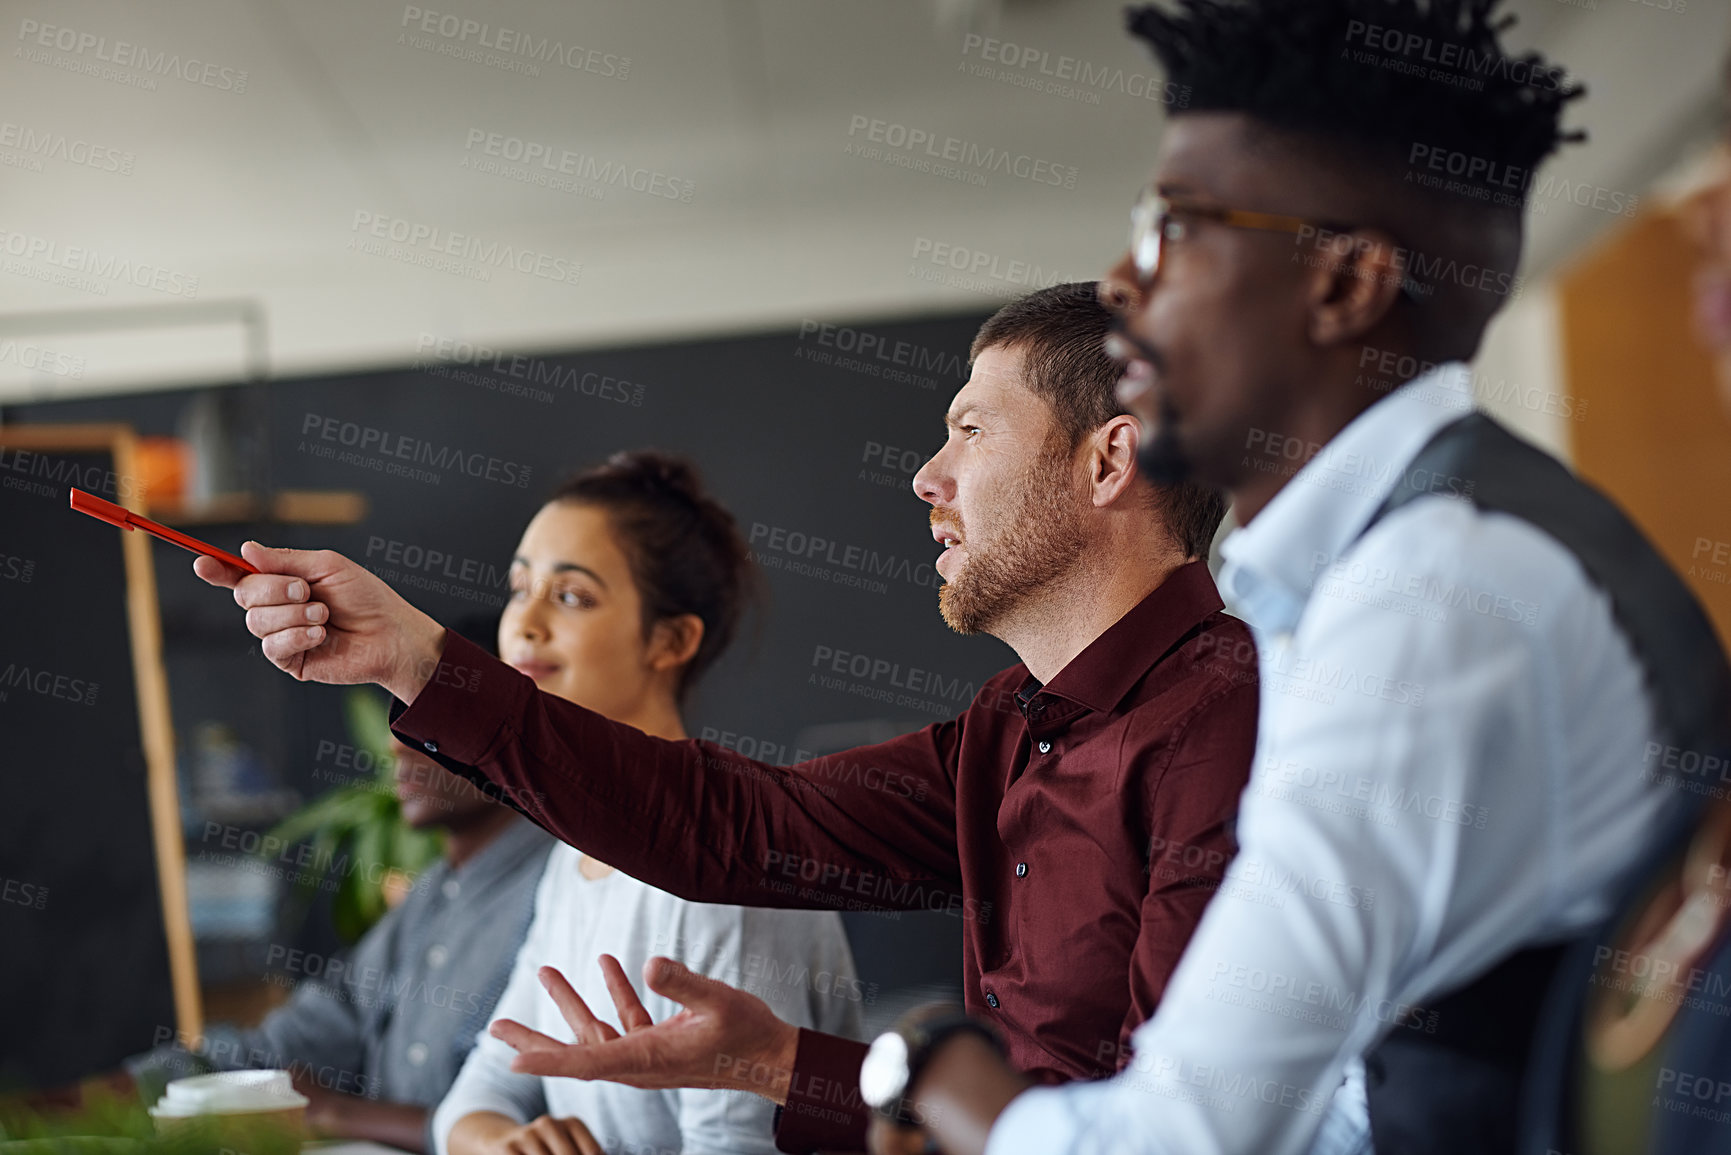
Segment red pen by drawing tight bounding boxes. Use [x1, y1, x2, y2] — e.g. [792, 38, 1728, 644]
[69, 487, 261, 574]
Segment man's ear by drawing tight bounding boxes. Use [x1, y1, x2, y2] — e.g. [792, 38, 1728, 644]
[647, 614, 704, 674]
[1301, 227, 1408, 347]
[1089, 415, 1141, 509]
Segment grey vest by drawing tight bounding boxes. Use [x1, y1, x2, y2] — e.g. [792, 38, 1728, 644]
[1348, 411, 1731, 1154]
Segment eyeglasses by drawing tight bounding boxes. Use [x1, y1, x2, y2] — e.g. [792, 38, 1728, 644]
[1128, 185, 1428, 302]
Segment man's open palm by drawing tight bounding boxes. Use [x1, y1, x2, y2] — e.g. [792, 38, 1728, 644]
[490, 954, 802, 1103]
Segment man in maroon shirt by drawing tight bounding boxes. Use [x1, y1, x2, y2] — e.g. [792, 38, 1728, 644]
[196, 283, 1259, 1154]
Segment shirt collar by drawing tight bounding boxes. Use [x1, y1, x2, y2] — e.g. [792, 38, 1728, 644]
[1217, 362, 1475, 637]
[1030, 558, 1226, 717]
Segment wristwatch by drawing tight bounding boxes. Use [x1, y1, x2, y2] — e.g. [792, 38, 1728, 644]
[859, 1003, 1008, 1125]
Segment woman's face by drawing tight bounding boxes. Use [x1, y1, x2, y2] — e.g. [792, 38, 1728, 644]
[498, 501, 671, 723]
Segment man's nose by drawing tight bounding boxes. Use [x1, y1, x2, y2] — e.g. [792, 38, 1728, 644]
[912, 453, 950, 506]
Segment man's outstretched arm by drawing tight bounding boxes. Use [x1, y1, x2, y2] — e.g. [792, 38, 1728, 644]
[196, 542, 965, 914]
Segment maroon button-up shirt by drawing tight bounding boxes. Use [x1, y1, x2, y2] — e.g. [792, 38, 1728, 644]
[390, 559, 1257, 1152]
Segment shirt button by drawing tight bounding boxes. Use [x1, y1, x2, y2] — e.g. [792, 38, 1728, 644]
[442, 878, 461, 900]
[985, 992, 1000, 1009]
[1037, 740, 1052, 754]
[1015, 863, 1027, 878]
[423, 739, 438, 754]
[426, 944, 449, 968]
[406, 1042, 428, 1066]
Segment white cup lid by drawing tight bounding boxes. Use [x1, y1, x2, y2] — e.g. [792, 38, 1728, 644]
[148, 1070, 310, 1118]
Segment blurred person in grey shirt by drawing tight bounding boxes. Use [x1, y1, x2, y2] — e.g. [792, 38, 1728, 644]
[124, 736, 554, 1154]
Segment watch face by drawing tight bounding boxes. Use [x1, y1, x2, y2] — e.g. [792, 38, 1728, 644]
[859, 1031, 911, 1110]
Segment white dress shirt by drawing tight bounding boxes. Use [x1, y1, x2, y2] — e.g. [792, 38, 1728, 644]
[987, 363, 1675, 1155]
[432, 842, 862, 1155]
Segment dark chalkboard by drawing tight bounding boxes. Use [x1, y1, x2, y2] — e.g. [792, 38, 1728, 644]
[8, 310, 1005, 1042]
[0, 424, 199, 1092]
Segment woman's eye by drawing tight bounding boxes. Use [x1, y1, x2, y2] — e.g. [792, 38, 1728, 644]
[1162, 218, 1189, 242]
[555, 589, 595, 609]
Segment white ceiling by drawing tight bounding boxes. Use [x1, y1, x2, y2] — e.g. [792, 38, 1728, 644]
[1, 0, 1726, 401]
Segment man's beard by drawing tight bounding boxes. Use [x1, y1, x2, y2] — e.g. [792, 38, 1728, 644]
[937, 440, 1088, 635]
[1107, 322, 1194, 486]
[1137, 389, 1194, 486]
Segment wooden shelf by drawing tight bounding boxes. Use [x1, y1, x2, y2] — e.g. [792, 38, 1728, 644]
[149, 490, 368, 525]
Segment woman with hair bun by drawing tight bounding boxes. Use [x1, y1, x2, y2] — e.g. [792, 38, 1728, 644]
[432, 450, 860, 1155]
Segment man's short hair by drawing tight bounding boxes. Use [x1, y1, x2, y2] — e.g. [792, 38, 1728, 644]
[1127, 0, 1583, 212]
[972, 282, 1227, 559]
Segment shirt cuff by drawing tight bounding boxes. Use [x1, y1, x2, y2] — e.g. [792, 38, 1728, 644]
[773, 1029, 871, 1154]
[389, 630, 534, 765]
[985, 1084, 1082, 1155]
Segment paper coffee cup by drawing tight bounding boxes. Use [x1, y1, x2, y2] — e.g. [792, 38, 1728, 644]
[148, 1070, 307, 1155]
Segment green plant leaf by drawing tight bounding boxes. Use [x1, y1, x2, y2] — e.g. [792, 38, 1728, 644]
[262, 784, 369, 847]
[343, 688, 397, 787]
[350, 819, 387, 919]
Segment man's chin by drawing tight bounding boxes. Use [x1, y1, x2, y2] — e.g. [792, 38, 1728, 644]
[1136, 393, 1200, 486]
[937, 582, 988, 636]
[1137, 442, 1194, 486]
[937, 586, 970, 634]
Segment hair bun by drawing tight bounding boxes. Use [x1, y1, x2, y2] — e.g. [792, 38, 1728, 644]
[601, 449, 705, 506]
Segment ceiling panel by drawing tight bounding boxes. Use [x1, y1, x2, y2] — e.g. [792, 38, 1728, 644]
[1, 0, 1725, 399]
